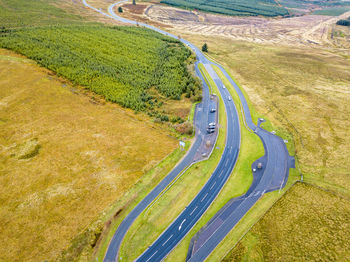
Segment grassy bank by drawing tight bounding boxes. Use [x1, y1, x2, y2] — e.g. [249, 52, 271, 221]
[223, 182, 350, 261]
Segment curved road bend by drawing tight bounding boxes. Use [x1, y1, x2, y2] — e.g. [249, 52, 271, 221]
[81, 0, 239, 261]
[82, 1, 292, 261]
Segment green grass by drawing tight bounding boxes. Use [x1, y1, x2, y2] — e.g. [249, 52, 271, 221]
[117, 63, 227, 262]
[222, 182, 350, 262]
[160, 0, 288, 17]
[0, 0, 86, 28]
[312, 6, 350, 16]
[0, 25, 200, 113]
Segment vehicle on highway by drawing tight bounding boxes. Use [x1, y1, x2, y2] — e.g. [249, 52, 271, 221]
[210, 108, 216, 113]
[209, 122, 216, 127]
[228, 96, 232, 101]
[207, 128, 215, 134]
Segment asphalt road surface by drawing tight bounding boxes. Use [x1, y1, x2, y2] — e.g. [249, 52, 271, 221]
[81, 1, 292, 261]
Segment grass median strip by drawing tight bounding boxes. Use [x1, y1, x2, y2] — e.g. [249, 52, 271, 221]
[118, 63, 227, 261]
[165, 63, 265, 261]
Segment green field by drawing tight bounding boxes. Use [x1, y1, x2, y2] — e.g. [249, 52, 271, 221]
[0, 0, 86, 28]
[160, 0, 288, 17]
[312, 6, 350, 16]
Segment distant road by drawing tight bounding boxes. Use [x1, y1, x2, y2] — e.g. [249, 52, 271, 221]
[81, 1, 292, 261]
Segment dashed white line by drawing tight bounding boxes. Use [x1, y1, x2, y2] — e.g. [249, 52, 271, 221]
[254, 191, 260, 196]
[190, 206, 198, 216]
[210, 181, 216, 190]
[146, 250, 158, 262]
[162, 234, 173, 246]
[201, 193, 208, 202]
[225, 159, 229, 167]
[218, 170, 224, 177]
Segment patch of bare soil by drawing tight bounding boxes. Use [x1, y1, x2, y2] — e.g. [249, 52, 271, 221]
[123, 3, 148, 14]
[144, 4, 350, 47]
[118, 3, 172, 28]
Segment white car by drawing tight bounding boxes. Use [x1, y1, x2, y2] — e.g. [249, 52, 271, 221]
[228, 96, 232, 101]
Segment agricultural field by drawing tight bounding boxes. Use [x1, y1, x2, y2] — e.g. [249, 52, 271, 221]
[223, 183, 350, 261]
[0, 48, 183, 262]
[143, 4, 350, 47]
[160, 0, 289, 17]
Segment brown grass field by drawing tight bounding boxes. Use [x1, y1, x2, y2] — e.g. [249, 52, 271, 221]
[223, 183, 350, 261]
[0, 48, 180, 261]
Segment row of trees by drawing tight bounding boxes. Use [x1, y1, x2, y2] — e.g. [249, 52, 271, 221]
[0, 25, 201, 112]
[336, 17, 350, 26]
[160, 0, 288, 17]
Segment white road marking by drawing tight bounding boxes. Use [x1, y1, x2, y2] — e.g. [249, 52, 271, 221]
[254, 191, 260, 196]
[262, 190, 266, 195]
[179, 218, 186, 230]
[146, 250, 158, 262]
[190, 206, 198, 216]
[201, 193, 208, 202]
[162, 234, 173, 246]
[210, 181, 216, 190]
[219, 170, 224, 177]
[225, 159, 229, 167]
[179, 219, 186, 230]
